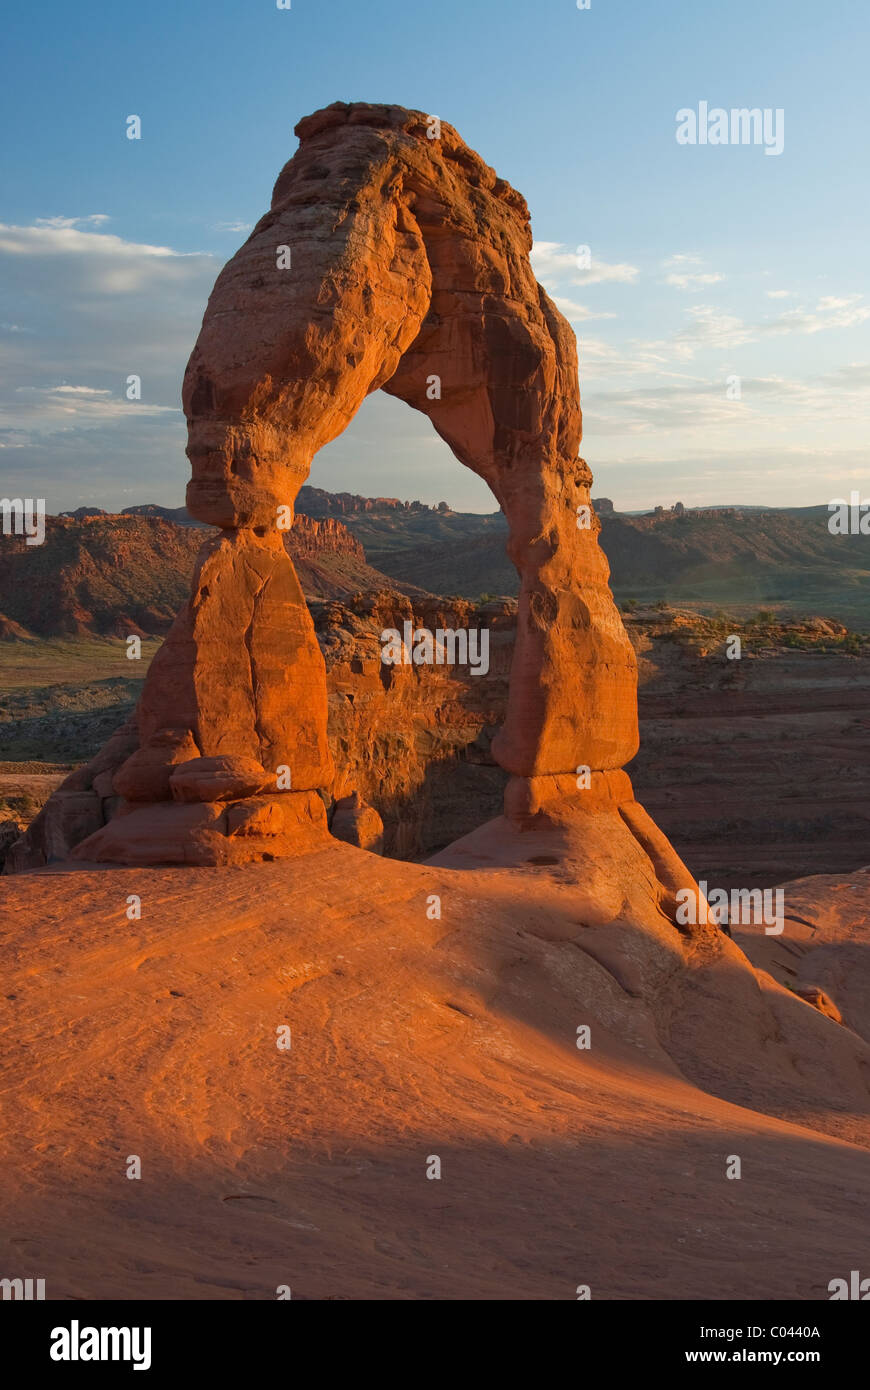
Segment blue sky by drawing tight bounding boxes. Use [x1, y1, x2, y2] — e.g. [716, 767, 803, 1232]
[1, 0, 868, 513]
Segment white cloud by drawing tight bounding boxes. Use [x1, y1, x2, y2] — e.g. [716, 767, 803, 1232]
[6, 384, 179, 431]
[763, 296, 870, 335]
[664, 272, 725, 290]
[51, 384, 112, 396]
[633, 306, 754, 362]
[817, 296, 857, 311]
[530, 240, 639, 287]
[0, 219, 219, 505]
[583, 364, 870, 440]
[766, 289, 793, 299]
[0, 221, 212, 300]
[551, 295, 616, 323]
[632, 295, 870, 364]
[33, 214, 111, 230]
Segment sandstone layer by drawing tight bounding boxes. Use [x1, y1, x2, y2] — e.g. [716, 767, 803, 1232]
[2, 845, 870, 1299]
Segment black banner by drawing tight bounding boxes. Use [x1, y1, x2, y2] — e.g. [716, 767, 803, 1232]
[2, 1299, 865, 1375]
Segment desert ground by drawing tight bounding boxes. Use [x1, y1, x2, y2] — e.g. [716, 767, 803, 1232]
[2, 811, 869, 1300]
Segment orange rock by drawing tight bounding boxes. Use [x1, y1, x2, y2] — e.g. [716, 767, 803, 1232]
[182, 101, 637, 786]
[794, 986, 843, 1023]
[226, 797, 286, 837]
[170, 756, 271, 804]
[72, 801, 228, 865]
[16, 103, 655, 869]
[113, 728, 200, 802]
[139, 530, 332, 789]
[72, 792, 327, 866]
[330, 792, 384, 854]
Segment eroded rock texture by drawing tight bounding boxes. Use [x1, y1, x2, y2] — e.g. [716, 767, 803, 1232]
[182, 101, 636, 784]
[13, 102, 649, 869]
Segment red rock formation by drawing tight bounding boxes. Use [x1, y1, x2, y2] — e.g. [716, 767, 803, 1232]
[0, 515, 205, 638]
[298, 485, 445, 518]
[180, 101, 636, 791]
[288, 513, 365, 561]
[331, 791, 385, 853]
[17, 102, 661, 872]
[320, 592, 514, 857]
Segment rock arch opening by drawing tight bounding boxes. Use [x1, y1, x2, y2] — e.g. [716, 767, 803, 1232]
[304, 390, 515, 862]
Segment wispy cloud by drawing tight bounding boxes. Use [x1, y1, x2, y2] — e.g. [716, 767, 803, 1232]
[633, 296, 870, 364]
[551, 295, 617, 323]
[33, 214, 111, 230]
[664, 271, 725, 290]
[0, 219, 219, 506]
[531, 241, 639, 287]
[10, 384, 180, 431]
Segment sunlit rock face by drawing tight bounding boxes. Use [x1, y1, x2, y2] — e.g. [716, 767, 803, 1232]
[15, 102, 646, 867]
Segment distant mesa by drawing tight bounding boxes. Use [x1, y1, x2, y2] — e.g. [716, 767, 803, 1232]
[297, 485, 441, 518]
[122, 503, 210, 529]
[58, 506, 109, 521]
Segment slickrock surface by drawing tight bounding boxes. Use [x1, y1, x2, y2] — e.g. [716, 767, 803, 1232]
[2, 838, 870, 1300]
[736, 868, 870, 1044]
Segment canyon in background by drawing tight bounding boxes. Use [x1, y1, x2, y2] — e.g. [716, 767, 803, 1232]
[2, 489, 868, 890]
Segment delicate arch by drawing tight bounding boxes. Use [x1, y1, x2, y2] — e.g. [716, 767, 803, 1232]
[11, 102, 644, 871]
[174, 102, 638, 784]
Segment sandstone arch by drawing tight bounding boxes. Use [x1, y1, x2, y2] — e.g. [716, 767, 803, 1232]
[12, 102, 691, 876]
[165, 102, 636, 787]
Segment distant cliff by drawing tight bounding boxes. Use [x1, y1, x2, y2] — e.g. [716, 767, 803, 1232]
[296, 485, 452, 518]
[0, 510, 421, 637]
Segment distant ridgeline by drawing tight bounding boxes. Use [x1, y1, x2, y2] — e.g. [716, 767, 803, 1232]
[295, 485, 454, 518]
[296, 486, 616, 521]
[9, 491, 870, 633]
